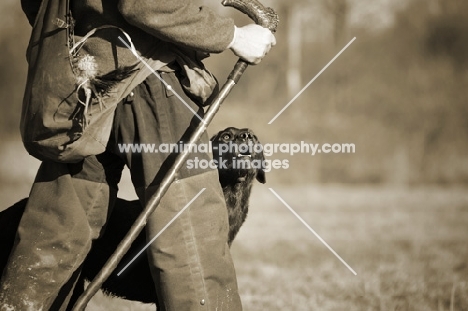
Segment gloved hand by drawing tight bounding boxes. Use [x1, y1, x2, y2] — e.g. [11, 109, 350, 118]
[228, 24, 276, 65]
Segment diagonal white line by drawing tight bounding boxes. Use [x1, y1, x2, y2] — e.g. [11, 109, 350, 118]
[268, 37, 356, 124]
[269, 188, 357, 276]
[117, 188, 206, 276]
[117, 36, 206, 124]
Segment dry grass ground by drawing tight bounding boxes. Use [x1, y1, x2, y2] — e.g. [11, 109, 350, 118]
[231, 185, 468, 311]
[66, 184, 468, 310]
[1, 142, 467, 310]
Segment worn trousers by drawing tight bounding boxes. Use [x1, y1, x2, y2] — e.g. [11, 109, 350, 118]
[0, 71, 242, 311]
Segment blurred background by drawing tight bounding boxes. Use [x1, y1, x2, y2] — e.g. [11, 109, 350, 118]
[206, 0, 468, 186]
[1, 0, 467, 190]
[0, 0, 467, 310]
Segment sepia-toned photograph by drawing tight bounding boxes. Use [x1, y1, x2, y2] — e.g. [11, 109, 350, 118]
[1, 0, 467, 310]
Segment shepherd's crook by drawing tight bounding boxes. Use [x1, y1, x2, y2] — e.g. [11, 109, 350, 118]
[71, 1, 278, 309]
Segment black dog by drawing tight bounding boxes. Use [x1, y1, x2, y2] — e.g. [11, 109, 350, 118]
[211, 127, 266, 245]
[0, 127, 265, 307]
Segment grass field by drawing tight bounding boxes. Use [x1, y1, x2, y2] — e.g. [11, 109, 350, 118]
[230, 185, 468, 311]
[1, 143, 467, 310]
[86, 185, 468, 310]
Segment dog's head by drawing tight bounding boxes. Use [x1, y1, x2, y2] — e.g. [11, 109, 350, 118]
[211, 127, 266, 185]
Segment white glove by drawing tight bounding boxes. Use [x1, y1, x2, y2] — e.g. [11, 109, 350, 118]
[228, 24, 276, 65]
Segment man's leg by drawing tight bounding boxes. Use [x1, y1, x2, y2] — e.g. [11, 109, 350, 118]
[143, 171, 241, 311]
[0, 154, 123, 311]
[111, 71, 242, 310]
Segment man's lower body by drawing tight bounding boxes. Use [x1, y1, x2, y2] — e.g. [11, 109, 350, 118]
[0, 71, 242, 311]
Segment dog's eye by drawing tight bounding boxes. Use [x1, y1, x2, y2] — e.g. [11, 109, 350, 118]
[222, 133, 232, 141]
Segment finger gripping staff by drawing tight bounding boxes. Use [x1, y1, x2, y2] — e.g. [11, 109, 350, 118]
[222, 0, 279, 83]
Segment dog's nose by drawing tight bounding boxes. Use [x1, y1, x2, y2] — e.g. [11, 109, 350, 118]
[239, 131, 253, 141]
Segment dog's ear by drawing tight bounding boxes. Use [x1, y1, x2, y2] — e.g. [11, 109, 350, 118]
[210, 131, 224, 158]
[256, 168, 266, 184]
[255, 136, 266, 184]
